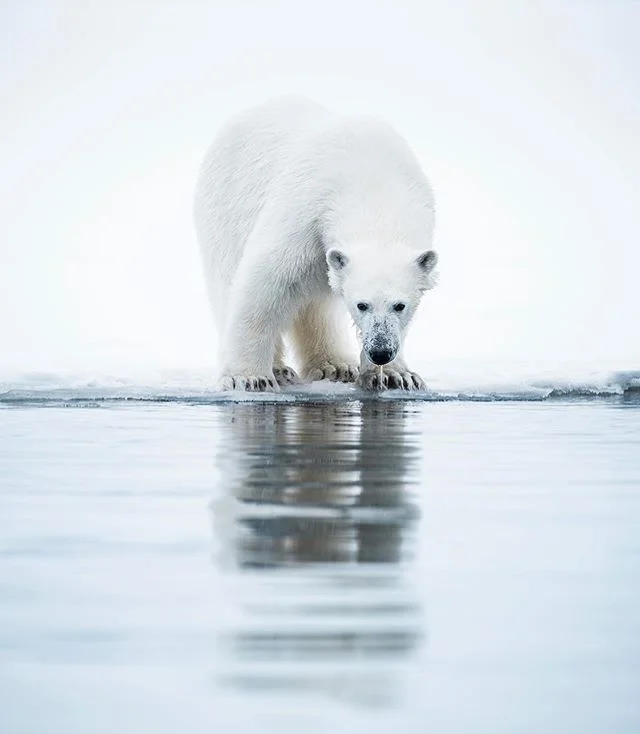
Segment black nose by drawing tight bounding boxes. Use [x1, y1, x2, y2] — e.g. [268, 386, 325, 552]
[369, 349, 394, 366]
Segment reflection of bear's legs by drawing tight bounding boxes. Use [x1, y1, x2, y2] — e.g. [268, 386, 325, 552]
[290, 296, 359, 382]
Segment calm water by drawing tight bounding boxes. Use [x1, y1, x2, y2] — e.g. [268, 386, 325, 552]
[1, 399, 639, 733]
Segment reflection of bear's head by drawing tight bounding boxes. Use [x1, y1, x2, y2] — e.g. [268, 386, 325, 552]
[326, 247, 438, 366]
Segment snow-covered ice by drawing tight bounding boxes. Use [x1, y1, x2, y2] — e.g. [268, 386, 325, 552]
[0, 361, 638, 405]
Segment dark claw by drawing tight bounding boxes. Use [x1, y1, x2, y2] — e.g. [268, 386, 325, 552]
[387, 372, 401, 389]
[372, 373, 388, 391]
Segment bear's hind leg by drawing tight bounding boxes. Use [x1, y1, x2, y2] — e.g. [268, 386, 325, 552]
[272, 336, 301, 386]
[291, 297, 358, 383]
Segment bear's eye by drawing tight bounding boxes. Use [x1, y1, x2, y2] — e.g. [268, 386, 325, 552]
[393, 303, 406, 313]
[356, 302, 370, 312]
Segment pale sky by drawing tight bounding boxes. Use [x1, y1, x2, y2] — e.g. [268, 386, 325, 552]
[1, 0, 638, 373]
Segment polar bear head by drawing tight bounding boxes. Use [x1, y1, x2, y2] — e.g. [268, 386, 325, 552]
[326, 247, 438, 366]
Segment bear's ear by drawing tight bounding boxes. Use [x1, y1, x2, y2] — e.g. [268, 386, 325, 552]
[416, 249, 439, 291]
[416, 250, 438, 273]
[326, 248, 349, 271]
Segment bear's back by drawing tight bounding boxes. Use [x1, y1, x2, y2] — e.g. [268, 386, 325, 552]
[194, 97, 332, 257]
[194, 97, 433, 295]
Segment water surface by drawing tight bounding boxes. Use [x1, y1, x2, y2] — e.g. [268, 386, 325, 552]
[1, 399, 639, 733]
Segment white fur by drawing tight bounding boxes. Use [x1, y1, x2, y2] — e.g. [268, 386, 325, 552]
[193, 96, 438, 391]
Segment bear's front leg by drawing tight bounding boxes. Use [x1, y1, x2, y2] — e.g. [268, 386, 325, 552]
[357, 352, 426, 392]
[218, 317, 281, 391]
[217, 257, 292, 393]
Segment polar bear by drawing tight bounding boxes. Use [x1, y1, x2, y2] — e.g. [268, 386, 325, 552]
[194, 97, 438, 392]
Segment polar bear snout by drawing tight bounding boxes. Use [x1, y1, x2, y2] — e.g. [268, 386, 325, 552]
[363, 324, 399, 366]
[368, 347, 395, 366]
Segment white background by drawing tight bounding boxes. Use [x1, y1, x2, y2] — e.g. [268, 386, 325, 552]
[1, 0, 638, 373]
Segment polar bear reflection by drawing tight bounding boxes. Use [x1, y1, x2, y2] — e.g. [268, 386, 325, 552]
[211, 401, 423, 707]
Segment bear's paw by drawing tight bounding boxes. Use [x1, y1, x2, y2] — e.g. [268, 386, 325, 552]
[304, 361, 359, 384]
[219, 374, 280, 392]
[273, 366, 301, 386]
[358, 368, 425, 392]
